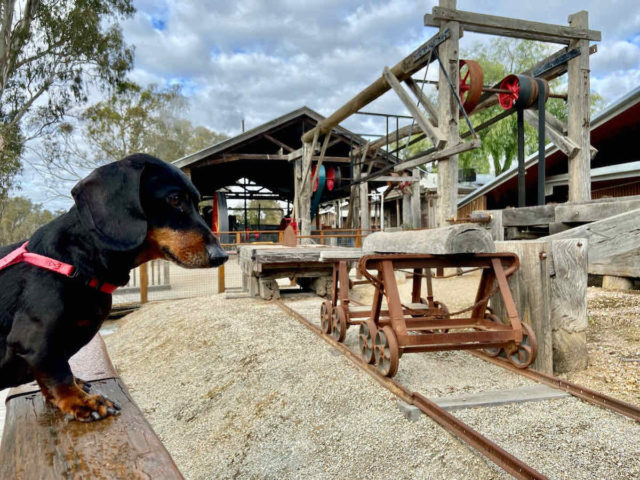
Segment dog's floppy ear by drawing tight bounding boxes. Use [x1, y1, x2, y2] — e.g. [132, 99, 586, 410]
[72, 157, 147, 251]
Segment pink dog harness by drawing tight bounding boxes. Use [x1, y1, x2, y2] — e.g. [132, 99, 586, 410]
[0, 241, 118, 294]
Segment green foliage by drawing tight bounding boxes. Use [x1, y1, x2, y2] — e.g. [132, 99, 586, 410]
[0, 196, 59, 244]
[0, 0, 135, 200]
[38, 83, 228, 197]
[232, 200, 283, 227]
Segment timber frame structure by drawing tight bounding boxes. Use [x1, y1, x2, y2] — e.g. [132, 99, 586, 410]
[293, 0, 601, 238]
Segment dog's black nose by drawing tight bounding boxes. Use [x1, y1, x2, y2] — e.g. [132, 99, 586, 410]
[207, 244, 229, 267]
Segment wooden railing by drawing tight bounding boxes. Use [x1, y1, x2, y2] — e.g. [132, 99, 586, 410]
[0, 335, 183, 479]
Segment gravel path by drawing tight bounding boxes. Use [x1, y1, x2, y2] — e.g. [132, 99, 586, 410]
[105, 295, 506, 480]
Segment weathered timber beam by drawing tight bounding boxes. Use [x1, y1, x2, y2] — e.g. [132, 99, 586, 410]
[544, 208, 640, 264]
[502, 205, 557, 227]
[393, 139, 481, 171]
[425, 7, 601, 44]
[375, 175, 420, 182]
[301, 29, 450, 143]
[523, 110, 580, 157]
[404, 77, 439, 122]
[383, 66, 446, 149]
[555, 199, 640, 223]
[201, 154, 352, 167]
[263, 133, 294, 152]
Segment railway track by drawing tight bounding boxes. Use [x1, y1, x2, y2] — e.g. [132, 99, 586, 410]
[275, 298, 640, 480]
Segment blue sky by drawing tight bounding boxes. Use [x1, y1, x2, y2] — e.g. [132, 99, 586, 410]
[16, 0, 640, 209]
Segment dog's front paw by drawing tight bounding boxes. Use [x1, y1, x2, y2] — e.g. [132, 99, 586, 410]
[51, 385, 121, 422]
[74, 376, 92, 393]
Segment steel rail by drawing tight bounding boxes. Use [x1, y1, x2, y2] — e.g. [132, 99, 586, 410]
[275, 299, 548, 480]
[471, 351, 640, 423]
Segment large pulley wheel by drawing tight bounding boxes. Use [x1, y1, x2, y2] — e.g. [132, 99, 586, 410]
[508, 322, 537, 369]
[320, 300, 332, 334]
[374, 326, 400, 377]
[498, 74, 549, 110]
[482, 313, 504, 357]
[331, 306, 347, 343]
[358, 320, 378, 364]
[459, 59, 483, 114]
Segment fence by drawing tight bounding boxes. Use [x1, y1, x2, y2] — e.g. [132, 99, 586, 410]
[112, 229, 376, 306]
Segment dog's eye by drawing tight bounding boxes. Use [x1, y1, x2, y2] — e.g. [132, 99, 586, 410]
[167, 193, 181, 207]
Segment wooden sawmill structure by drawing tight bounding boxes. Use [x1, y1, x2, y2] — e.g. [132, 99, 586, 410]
[292, 0, 601, 240]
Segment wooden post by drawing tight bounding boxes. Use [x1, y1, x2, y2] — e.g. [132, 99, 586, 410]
[492, 241, 553, 374]
[396, 198, 401, 227]
[402, 192, 412, 227]
[436, 0, 460, 227]
[359, 176, 370, 234]
[218, 263, 226, 294]
[567, 10, 591, 202]
[139, 262, 148, 304]
[411, 168, 422, 228]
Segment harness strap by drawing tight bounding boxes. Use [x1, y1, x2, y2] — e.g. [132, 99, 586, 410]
[0, 242, 118, 294]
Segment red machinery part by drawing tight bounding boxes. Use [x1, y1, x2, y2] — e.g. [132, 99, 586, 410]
[326, 166, 335, 191]
[311, 164, 319, 192]
[459, 59, 483, 114]
[498, 74, 548, 110]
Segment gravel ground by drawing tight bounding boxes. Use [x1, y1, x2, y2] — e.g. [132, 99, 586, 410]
[104, 295, 505, 480]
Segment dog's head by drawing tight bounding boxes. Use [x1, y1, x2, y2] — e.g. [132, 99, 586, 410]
[71, 153, 228, 268]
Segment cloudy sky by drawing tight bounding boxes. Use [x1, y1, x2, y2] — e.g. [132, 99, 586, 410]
[18, 0, 640, 207]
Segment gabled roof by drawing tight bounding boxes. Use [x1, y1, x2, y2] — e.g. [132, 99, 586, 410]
[173, 106, 367, 169]
[458, 85, 640, 208]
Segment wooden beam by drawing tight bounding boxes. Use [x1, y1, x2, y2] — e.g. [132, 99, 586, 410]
[555, 198, 640, 223]
[425, 7, 601, 45]
[263, 133, 294, 152]
[435, 0, 461, 228]
[502, 205, 557, 227]
[523, 110, 580, 157]
[201, 153, 352, 167]
[393, 139, 480, 172]
[404, 77, 439, 123]
[301, 29, 449, 143]
[567, 11, 592, 202]
[375, 175, 420, 182]
[383, 67, 446, 149]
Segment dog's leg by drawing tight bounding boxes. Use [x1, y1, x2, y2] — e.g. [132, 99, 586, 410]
[74, 376, 92, 393]
[33, 362, 120, 422]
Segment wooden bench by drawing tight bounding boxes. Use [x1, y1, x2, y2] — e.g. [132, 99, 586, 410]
[0, 335, 183, 479]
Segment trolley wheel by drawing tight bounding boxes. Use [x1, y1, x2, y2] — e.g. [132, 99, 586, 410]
[331, 306, 347, 343]
[358, 320, 378, 364]
[508, 322, 537, 369]
[320, 300, 332, 334]
[459, 59, 484, 114]
[483, 313, 504, 357]
[374, 326, 400, 377]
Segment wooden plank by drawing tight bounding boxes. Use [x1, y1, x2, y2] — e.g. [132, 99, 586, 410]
[393, 140, 480, 172]
[501, 205, 556, 227]
[544, 208, 640, 264]
[363, 224, 495, 254]
[493, 241, 553, 374]
[374, 175, 420, 182]
[433, 384, 569, 411]
[139, 262, 148, 304]
[549, 239, 588, 372]
[567, 11, 592, 202]
[0, 336, 183, 479]
[555, 198, 640, 223]
[425, 7, 601, 44]
[523, 110, 580, 157]
[590, 250, 640, 278]
[383, 67, 446, 148]
[301, 29, 449, 143]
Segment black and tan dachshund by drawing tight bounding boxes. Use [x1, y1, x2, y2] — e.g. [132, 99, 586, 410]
[0, 153, 228, 421]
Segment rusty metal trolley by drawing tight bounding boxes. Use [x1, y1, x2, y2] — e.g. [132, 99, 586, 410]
[323, 252, 537, 377]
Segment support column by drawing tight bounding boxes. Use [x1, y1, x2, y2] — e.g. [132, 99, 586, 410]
[567, 10, 591, 202]
[359, 178, 370, 233]
[436, 0, 460, 227]
[411, 168, 422, 228]
[402, 192, 412, 227]
[295, 142, 313, 243]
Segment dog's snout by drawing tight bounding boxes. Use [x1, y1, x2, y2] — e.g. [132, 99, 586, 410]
[206, 242, 228, 267]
